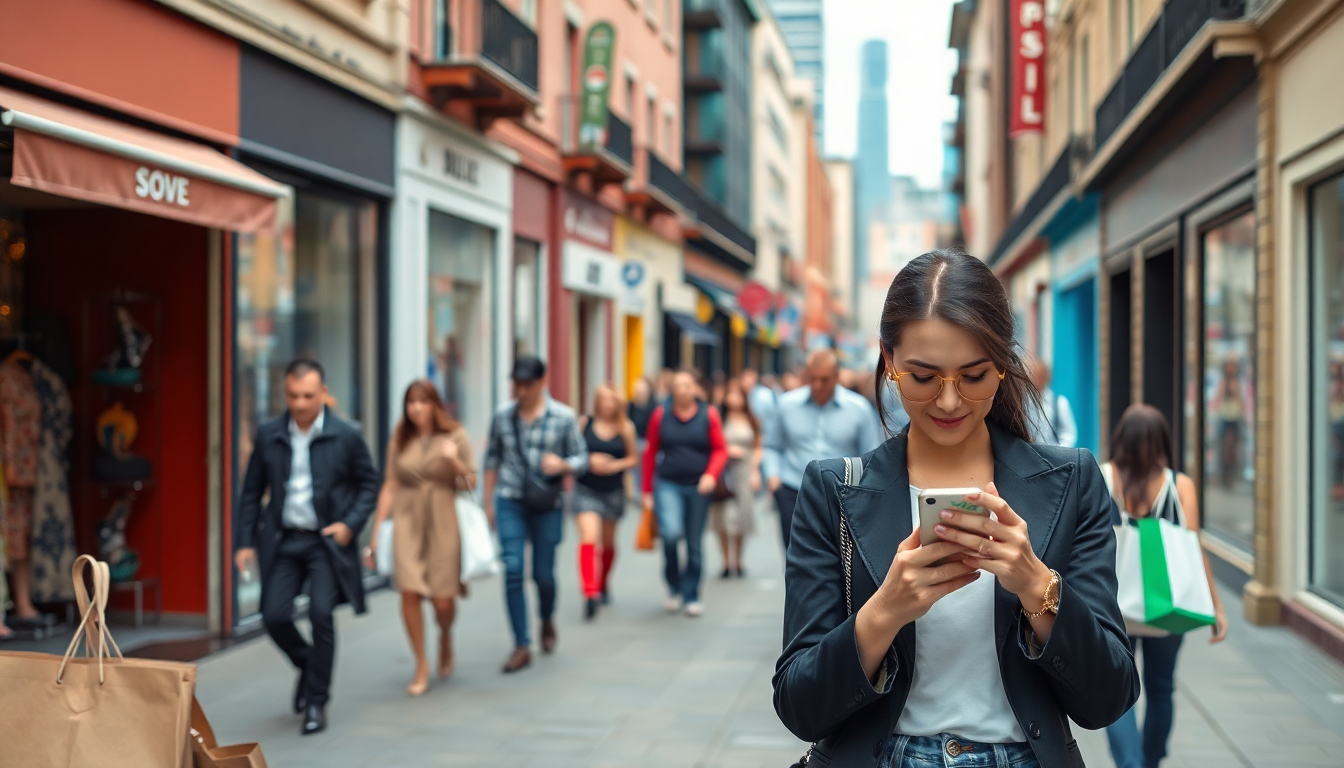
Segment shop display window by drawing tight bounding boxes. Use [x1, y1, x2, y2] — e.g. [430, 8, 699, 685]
[233, 189, 375, 623]
[427, 210, 495, 459]
[1199, 211, 1256, 552]
[1310, 172, 1344, 606]
[513, 238, 542, 359]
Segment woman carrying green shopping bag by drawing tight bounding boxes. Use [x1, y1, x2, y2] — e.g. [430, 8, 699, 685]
[1102, 405, 1228, 768]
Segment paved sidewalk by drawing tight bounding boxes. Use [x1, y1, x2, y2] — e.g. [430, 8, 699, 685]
[195, 511, 1344, 768]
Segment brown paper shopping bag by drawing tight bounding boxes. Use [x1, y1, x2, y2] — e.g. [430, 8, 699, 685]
[189, 696, 269, 768]
[0, 555, 197, 768]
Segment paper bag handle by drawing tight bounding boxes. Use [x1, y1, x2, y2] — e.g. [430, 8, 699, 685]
[56, 555, 124, 685]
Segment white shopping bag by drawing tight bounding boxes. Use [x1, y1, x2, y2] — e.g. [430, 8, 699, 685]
[375, 519, 395, 577]
[457, 492, 501, 581]
[1114, 523, 1169, 637]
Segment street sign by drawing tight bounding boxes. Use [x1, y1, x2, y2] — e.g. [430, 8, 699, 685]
[621, 260, 645, 288]
[579, 23, 615, 149]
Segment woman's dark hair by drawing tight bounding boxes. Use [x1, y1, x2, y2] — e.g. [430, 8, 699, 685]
[395, 379, 460, 452]
[1109, 404, 1174, 515]
[873, 249, 1039, 441]
[723, 377, 762, 441]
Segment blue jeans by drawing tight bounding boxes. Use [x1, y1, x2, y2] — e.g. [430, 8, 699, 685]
[879, 734, 1040, 767]
[1106, 633, 1184, 768]
[495, 496, 564, 649]
[653, 479, 710, 603]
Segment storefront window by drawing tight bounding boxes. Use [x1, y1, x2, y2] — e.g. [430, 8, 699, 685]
[1310, 172, 1344, 605]
[233, 189, 375, 623]
[513, 238, 542, 359]
[427, 210, 495, 450]
[1200, 211, 1256, 551]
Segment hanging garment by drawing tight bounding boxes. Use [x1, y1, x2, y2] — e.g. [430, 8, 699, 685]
[28, 358, 75, 602]
[0, 360, 40, 563]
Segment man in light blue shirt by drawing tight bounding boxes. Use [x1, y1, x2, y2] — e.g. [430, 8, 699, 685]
[764, 349, 885, 548]
[1027, 359, 1078, 448]
[739, 367, 778, 428]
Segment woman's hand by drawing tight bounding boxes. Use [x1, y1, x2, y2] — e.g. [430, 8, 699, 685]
[934, 482, 1052, 606]
[750, 472, 761, 493]
[696, 473, 717, 496]
[589, 453, 615, 475]
[362, 545, 377, 571]
[440, 439, 459, 460]
[871, 529, 980, 627]
[1210, 603, 1229, 644]
[856, 528, 979, 678]
[727, 445, 748, 460]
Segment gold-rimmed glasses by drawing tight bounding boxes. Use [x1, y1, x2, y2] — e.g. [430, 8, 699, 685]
[888, 367, 1005, 403]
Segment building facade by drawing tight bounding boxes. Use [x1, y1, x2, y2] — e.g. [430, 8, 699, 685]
[950, 0, 1344, 661]
[764, 0, 824, 150]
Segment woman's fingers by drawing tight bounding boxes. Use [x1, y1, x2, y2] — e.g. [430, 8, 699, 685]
[906, 540, 972, 566]
[897, 526, 922, 553]
[927, 559, 978, 585]
[937, 509, 1006, 539]
[932, 523, 990, 553]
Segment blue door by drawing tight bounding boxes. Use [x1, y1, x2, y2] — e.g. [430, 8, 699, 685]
[1053, 278, 1098, 452]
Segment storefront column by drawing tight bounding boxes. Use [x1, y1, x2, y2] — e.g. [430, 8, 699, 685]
[1246, 62, 1280, 626]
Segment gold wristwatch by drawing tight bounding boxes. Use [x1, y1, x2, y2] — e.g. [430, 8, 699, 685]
[1023, 569, 1060, 619]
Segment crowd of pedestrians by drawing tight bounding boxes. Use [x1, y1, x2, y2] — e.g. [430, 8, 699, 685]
[229, 252, 1220, 768]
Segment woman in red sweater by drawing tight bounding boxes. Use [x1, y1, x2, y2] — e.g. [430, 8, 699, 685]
[641, 370, 728, 617]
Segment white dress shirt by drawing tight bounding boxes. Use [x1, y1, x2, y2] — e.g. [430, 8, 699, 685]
[763, 387, 885, 490]
[1029, 387, 1078, 448]
[282, 410, 325, 531]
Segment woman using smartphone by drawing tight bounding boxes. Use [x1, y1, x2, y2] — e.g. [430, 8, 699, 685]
[1102, 404, 1228, 768]
[365, 380, 475, 697]
[774, 250, 1138, 767]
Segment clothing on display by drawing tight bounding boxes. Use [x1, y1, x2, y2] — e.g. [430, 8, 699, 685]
[0, 357, 41, 563]
[28, 358, 75, 602]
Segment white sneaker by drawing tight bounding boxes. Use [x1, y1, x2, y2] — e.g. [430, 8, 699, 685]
[685, 602, 704, 618]
[664, 595, 684, 613]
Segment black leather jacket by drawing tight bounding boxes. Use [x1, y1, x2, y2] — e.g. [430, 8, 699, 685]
[773, 427, 1138, 767]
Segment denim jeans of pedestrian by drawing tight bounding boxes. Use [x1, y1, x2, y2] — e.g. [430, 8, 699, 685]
[1105, 633, 1184, 768]
[877, 734, 1040, 768]
[653, 479, 710, 603]
[495, 496, 564, 648]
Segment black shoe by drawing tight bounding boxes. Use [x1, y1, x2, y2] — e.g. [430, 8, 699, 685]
[735, 567, 747, 579]
[600, 589, 610, 605]
[584, 597, 600, 621]
[301, 704, 326, 735]
[719, 568, 733, 579]
[292, 670, 308, 714]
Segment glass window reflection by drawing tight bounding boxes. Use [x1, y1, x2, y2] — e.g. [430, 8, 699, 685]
[1311, 173, 1344, 606]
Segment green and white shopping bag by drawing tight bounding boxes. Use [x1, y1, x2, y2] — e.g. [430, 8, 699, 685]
[1106, 466, 1216, 635]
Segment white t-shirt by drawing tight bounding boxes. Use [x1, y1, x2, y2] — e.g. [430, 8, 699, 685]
[895, 486, 1026, 743]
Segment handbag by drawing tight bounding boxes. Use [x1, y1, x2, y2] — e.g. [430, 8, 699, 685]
[0, 555, 197, 768]
[635, 498, 658, 551]
[1106, 466, 1216, 635]
[712, 467, 734, 501]
[512, 408, 563, 512]
[375, 518, 395, 577]
[189, 696, 268, 768]
[790, 457, 863, 768]
[457, 491, 501, 581]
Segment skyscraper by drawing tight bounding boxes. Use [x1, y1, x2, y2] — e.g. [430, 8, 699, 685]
[856, 39, 889, 284]
[766, 0, 824, 150]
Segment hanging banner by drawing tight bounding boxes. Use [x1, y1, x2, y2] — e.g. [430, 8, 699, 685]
[1010, 0, 1046, 135]
[579, 22, 616, 150]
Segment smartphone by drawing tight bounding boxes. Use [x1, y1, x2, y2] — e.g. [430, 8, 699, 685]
[917, 487, 990, 546]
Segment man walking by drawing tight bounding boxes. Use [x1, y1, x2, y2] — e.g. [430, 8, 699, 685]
[764, 349, 884, 549]
[738, 367, 777, 427]
[235, 359, 379, 735]
[1028, 358, 1078, 447]
[483, 356, 587, 673]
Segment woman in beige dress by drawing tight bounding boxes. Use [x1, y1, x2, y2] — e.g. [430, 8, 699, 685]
[710, 378, 761, 578]
[365, 380, 475, 697]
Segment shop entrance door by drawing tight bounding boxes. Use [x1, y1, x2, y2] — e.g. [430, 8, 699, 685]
[576, 296, 605, 413]
[1054, 277, 1097, 451]
[1108, 268, 1133, 437]
[1143, 248, 1181, 458]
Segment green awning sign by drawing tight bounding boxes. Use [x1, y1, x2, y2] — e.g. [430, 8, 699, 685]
[579, 22, 615, 150]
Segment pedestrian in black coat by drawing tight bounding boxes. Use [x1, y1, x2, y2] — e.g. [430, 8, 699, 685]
[235, 359, 379, 736]
[773, 251, 1137, 768]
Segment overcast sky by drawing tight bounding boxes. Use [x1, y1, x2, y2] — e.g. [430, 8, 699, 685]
[822, 0, 960, 188]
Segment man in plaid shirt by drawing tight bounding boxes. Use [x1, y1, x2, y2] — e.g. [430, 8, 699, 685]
[484, 356, 587, 674]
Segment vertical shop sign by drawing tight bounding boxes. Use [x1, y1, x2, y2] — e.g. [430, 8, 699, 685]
[1010, 0, 1046, 135]
[579, 22, 616, 149]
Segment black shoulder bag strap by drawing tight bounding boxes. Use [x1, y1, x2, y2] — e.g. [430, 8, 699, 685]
[792, 456, 864, 768]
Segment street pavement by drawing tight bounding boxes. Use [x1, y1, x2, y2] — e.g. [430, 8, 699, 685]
[194, 508, 1344, 768]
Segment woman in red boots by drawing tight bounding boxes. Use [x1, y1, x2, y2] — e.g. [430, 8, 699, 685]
[572, 384, 639, 619]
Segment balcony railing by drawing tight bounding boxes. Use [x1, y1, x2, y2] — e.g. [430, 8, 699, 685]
[689, 192, 756, 259]
[683, 0, 724, 28]
[649, 152, 698, 210]
[1093, 0, 1245, 147]
[684, 50, 726, 91]
[480, 0, 538, 91]
[560, 96, 634, 173]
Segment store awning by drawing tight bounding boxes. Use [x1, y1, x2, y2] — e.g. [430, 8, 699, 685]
[685, 275, 737, 313]
[0, 87, 287, 233]
[666, 311, 721, 347]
